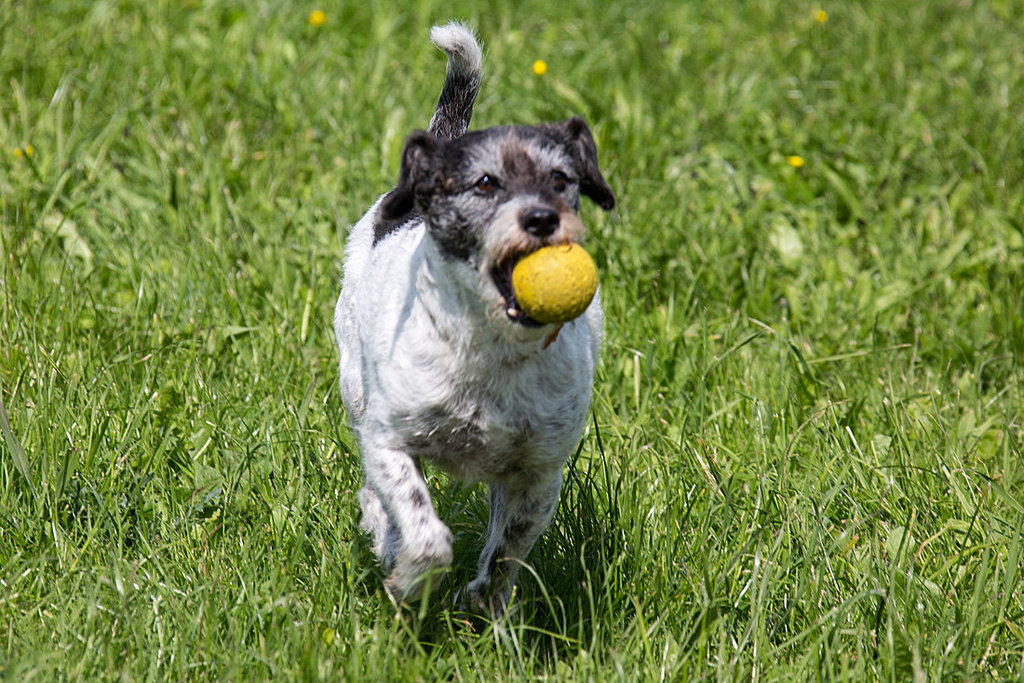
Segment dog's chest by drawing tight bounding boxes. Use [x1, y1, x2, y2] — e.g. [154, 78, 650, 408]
[396, 368, 588, 483]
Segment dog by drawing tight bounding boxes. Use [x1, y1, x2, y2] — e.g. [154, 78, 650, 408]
[334, 22, 615, 615]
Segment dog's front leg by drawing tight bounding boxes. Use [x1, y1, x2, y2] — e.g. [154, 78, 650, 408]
[361, 444, 453, 604]
[468, 471, 564, 615]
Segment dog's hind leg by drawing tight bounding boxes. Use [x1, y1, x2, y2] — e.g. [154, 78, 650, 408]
[467, 472, 564, 615]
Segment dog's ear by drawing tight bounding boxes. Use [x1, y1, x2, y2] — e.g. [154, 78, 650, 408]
[542, 116, 615, 211]
[380, 131, 439, 220]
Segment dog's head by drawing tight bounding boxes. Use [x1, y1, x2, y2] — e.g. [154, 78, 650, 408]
[379, 117, 615, 335]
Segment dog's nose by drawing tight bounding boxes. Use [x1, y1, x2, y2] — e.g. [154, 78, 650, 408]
[520, 207, 560, 237]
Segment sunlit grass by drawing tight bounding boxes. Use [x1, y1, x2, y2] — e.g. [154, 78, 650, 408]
[2, 0, 1022, 679]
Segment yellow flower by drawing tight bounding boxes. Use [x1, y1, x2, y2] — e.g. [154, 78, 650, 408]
[13, 145, 33, 158]
[787, 155, 805, 168]
[814, 10, 828, 24]
[532, 59, 548, 76]
[25, 144, 34, 157]
[309, 9, 326, 27]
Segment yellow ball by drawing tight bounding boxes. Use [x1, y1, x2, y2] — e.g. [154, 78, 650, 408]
[511, 243, 598, 324]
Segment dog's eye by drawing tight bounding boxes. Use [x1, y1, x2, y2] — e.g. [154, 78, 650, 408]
[551, 170, 568, 192]
[475, 175, 498, 194]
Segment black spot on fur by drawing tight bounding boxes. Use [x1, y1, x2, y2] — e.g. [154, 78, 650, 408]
[409, 487, 428, 509]
[380, 131, 438, 225]
[402, 405, 487, 457]
[373, 193, 420, 246]
[426, 215, 477, 261]
[430, 70, 479, 141]
[505, 516, 532, 541]
[501, 142, 537, 180]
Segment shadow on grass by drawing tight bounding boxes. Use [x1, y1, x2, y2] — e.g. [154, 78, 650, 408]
[350, 414, 632, 664]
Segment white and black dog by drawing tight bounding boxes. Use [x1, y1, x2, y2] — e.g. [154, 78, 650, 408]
[334, 22, 614, 614]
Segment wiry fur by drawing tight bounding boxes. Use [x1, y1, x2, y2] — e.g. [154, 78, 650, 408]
[334, 22, 615, 615]
[427, 23, 482, 140]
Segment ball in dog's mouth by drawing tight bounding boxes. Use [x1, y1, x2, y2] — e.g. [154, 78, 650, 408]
[492, 244, 597, 326]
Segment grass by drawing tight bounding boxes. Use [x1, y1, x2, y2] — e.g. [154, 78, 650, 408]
[2, 0, 1023, 679]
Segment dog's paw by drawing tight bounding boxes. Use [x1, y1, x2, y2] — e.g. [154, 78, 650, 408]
[384, 525, 454, 604]
[465, 576, 514, 618]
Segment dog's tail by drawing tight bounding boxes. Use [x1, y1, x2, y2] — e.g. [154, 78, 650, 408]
[427, 22, 482, 140]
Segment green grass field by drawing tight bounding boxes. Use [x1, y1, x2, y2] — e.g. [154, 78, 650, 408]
[2, 0, 1023, 679]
